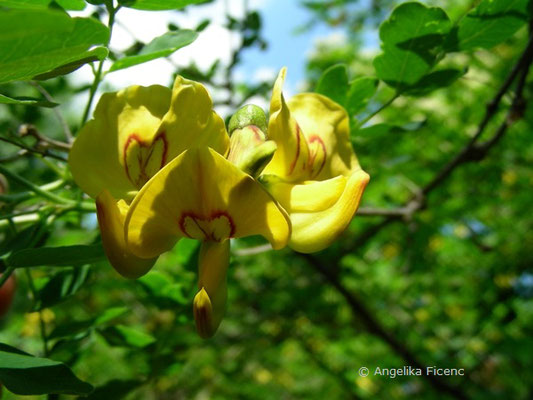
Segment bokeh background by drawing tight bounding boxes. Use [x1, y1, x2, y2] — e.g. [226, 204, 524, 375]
[1, 0, 532, 399]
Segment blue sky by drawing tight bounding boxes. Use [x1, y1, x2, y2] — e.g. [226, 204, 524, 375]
[236, 0, 345, 88]
[71, 0, 352, 116]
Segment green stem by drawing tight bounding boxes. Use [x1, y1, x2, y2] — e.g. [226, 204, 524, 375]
[80, 3, 119, 126]
[0, 179, 66, 204]
[0, 214, 40, 230]
[39, 157, 67, 179]
[25, 269, 50, 357]
[1, 207, 53, 220]
[0, 202, 95, 230]
[0, 266, 15, 287]
[0, 164, 71, 205]
[356, 93, 399, 128]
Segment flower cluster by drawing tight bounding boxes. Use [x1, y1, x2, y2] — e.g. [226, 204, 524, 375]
[69, 68, 369, 338]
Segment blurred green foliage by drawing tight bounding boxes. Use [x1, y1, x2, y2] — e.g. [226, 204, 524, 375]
[1, 0, 533, 399]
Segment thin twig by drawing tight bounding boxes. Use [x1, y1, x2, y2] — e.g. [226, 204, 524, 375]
[422, 34, 533, 196]
[357, 93, 399, 127]
[80, 4, 119, 125]
[18, 124, 71, 151]
[0, 136, 67, 162]
[234, 243, 272, 256]
[29, 82, 73, 142]
[0, 266, 15, 288]
[0, 164, 71, 205]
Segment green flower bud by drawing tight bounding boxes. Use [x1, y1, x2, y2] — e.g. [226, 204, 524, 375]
[228, 104, 268, 135]
[193, 240, 230, 339]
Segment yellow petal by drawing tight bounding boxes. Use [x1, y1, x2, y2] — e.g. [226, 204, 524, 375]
[69, 85, 171, 199]
[287, 169, 370, 253]
[262, 67, 310, 181]
[260, 174, 347, 212]
[95, 189, 158, 278]
[194, 240, 230, 338]
[125, 147, 291, 259]
[155, 75, 229, 161]
[288, 92, 360, 179]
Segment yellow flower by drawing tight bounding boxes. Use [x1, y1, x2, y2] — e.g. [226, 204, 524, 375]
[124, 146, 291, 337]
[69, 76, 228, 279]
[260, 68, 370, 253]
[70, 76, 291, 338]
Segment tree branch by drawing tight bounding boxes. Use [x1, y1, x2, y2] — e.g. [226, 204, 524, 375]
[0, 136, 67, 162]
[345, 32, 533, 253]
[298, 252, 469, 399]
[422, 34, 533, 196]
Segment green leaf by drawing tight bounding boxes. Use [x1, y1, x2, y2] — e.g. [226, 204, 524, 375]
[0, 93, 58, 108]
[0, 0, 86, 9]
[33, 265, 91, 310]
[6, 244, 105, 268]
[449, 0, 530, 51]
[138, 271, 188, 306]
[34, 47, 108, 80]
[0, 345, 93, 395]
[0, 222, 46, 257]
[315, 64, 349, 106]
[0, 9, 109, 84]
[373, 2, 452, 91]
[117, 0, 206, 11]
[95, 306, 129, 325]
[98, 325, 156, 348]
[108, 30, 198, 73]
[357, 121, 427, 136]
[56, 0, 86, 9]
[346, 77, 378, 116]
[80, 379, 144, 400]
[49, 307, 128, 340]
[404, 68, 466, 96]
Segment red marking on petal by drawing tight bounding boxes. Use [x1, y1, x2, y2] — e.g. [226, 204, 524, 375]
[154, 131, 168, 169]
[123, 132, 168, 188]
[288, 123, 301, 175]
[249, 125, 263, 141]
[123, 133, 143, 186]
[308, 134, 327, 179]
[178, 210, 235, 241]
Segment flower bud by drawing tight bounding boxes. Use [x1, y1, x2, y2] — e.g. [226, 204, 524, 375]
[228, 104, 268, 135]
[227, 105, 276, 178]
[193, 240, 230, 338]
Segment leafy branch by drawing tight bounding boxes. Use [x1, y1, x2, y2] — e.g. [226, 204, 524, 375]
[300, 18, 533, 400]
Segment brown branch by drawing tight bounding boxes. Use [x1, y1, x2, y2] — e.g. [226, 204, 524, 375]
[0, 136, 67, 162]
[298, 252, 470, 399]
[18, 124, 71, 151]
[422, 34, 533, 196]
[345, 33, 533, 253]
